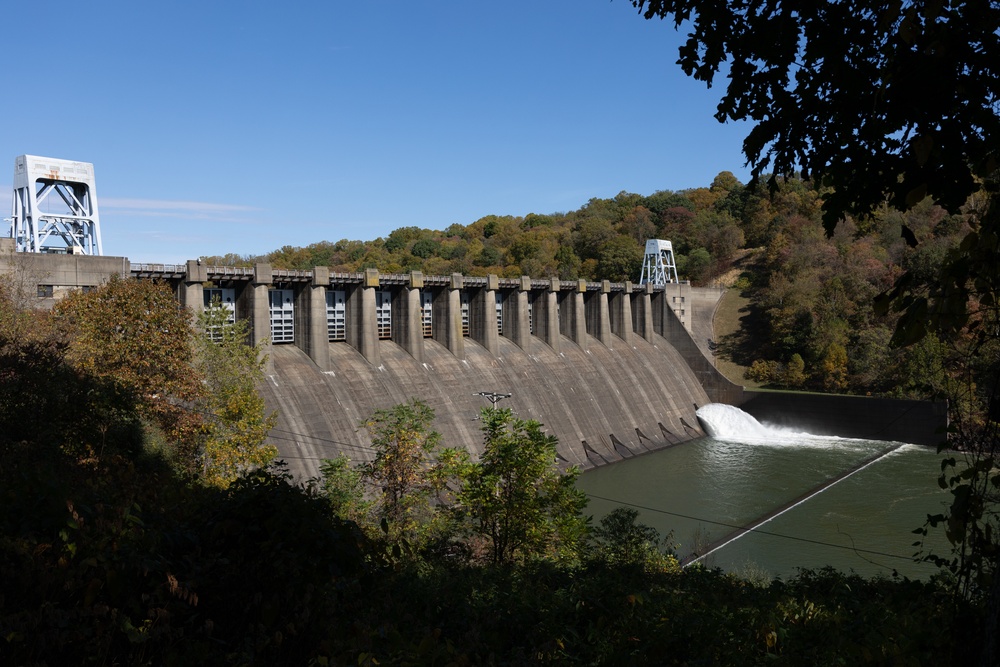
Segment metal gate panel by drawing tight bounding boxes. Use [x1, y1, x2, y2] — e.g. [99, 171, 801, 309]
[326, 289, 346, 341]
[203, 288, 236, 342]
[375, 290, 392, 340]
[421, 291, 433, 338]
[495, 292, 503, 335]
[269, 289, 295, 344]
[461, 292, 470, 337]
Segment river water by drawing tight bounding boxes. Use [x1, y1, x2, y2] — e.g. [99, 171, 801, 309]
[576, 404, 951, 580]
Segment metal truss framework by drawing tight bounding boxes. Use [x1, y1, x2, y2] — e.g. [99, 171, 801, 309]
[638, 239, 679, 286]
[10, 155, 103, 255]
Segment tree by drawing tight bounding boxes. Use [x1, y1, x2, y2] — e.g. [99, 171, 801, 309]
[595, 236, 643, 282]
[360, 399, 445, 546]
[459, 407, 588, 564]
[681, 247, 712, 283]
[318, 453, 372, 524]
[555, 245, 582, 280]
[630, 1, 1000, 659]
[320, 400, 471, 559]
[590, 506, 679, 572]
[411, 237, 441, 259]
[620, 205, 657, 244]
[573, 217, 618, 261]
[820, 342, 849, 392]
[194, 300, 278, 488]
[0, 320, 117, 455]
[0, 249, 51, 328]
[629, 0, 1000, 229]
[704, 214, 745, 262]
[706, 170, 737, 192]
[53, 275, 203, 451]
[508, 233, 541, 264]
[384, 226, 422, 252]
[784, 353, 807, 388]
[473, 245, 503, 268]
[657, 205, 696, 243]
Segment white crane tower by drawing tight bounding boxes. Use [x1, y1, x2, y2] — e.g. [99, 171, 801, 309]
[638, 239, 679, 286]
[9, 155, 103, 255]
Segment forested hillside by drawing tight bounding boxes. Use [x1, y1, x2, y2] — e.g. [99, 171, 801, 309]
[204, 171, 750, 282]
[206, 173, 971, 399]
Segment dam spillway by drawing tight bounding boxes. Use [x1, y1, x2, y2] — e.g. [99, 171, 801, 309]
[260, 322, 713, 481]
[0, 250, 737, 480]
[154, 260, 735, 479]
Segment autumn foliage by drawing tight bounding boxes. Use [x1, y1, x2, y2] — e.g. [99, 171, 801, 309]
[53, 275, 204, 448]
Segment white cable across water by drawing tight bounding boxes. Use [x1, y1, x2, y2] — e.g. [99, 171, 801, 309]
[686, 403, 904, 566]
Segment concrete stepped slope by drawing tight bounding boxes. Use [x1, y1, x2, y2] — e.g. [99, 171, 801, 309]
[260, 331, 711, 481]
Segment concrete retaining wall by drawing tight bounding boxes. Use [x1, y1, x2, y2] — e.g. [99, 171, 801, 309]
[0, 247, 129, 308]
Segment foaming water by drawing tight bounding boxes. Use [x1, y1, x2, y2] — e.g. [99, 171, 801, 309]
[577, 421, 946, 579]
[696, 403, 831, 445]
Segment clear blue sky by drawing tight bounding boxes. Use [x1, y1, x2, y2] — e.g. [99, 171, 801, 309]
[2, 1, 750, 264]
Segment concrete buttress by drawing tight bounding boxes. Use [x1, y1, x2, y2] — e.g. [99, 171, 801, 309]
[392, 272, 425, 363]
[346, 269, 380, 366]
[296, 266, 329, 370]
[433, 274, 465, 360]
[468, 274, 499, 356]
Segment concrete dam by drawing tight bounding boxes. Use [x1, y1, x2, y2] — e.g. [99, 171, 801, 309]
[262, 314, 715, 480]
[1, 250, 947, 482]
[184, 262, 740, 481]
[0, 154, 947, 479]
[3, 249, 742, 479]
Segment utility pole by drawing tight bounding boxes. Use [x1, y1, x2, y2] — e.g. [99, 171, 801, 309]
[473, 391, 511, 409]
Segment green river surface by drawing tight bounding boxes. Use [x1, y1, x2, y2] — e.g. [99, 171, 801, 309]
[576, 431, 952, 580]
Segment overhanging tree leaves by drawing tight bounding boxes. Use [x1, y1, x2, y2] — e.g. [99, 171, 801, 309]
[630, 0, 1000, 229]
[628, 0, 1000, 660]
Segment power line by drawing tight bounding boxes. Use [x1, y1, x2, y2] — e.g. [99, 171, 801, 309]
[583, 492, 937, 567]
[178, 403, 379, 457]
[262, 416, 933, 567]
[264, 432, 375, 459]
[267, 428, 375, 455]
[184, 403, 938, 569]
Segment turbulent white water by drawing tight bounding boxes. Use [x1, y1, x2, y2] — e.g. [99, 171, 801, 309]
[581, 403, 941, 579]
[695, 403, 816, 442]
